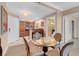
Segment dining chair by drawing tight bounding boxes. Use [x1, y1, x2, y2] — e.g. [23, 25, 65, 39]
[46, 41, 74, 56]
[54, 33, 62, 42]
[60, 41, 74, 56]
[32, 29, 44, 40]
[0, 38, 2, 56]
[54, 33, 62, 49]
[23, 37, 30, 56]
[23, 37, 43, 56]
[32, 32, 42, 40]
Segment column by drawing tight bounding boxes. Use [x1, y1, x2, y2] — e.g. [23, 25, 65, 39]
[56, 11, 63, 33]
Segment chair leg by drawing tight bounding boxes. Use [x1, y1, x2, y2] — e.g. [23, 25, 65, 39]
[51, 46, 55, 49]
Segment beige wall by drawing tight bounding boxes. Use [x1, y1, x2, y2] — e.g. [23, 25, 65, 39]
[8, 15, 19, 45]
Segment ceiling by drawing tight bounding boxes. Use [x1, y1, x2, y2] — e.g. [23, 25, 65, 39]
[6, 2, 79, 21]
[44, 2, 79, 11]
[6, 2, 55, 20]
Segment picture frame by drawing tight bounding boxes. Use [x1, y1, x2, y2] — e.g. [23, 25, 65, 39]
[0, 6, 1, 35]
[1, 6, 8, 34]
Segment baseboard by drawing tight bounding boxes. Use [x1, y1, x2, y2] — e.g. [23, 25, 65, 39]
[8, 40, 24, 47]
[2, 40, 24, 56]
[2, 46, 8, 56]
[2, 37, 29, 56]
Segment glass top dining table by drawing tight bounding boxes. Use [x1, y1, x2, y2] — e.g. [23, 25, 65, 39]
[31, 37, 58, 56]
[32, 37, 57, 47]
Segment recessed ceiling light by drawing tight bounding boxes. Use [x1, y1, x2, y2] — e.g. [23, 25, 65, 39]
[23, 12, 28, 16]
[20, 10, 31, 16]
